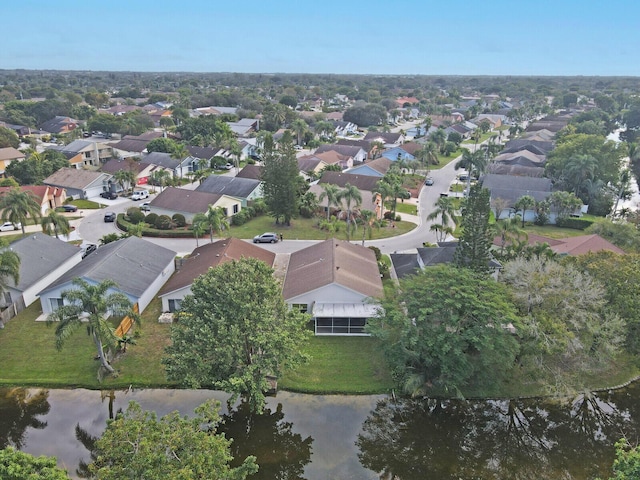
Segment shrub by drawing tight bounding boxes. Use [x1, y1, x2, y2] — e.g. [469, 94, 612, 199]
[145, 212, 158, 225]
[126, 207, 145, 225]
[155, 214, 174, 230]
[383, 211, 395, 220]
[368, 246, 382, 261]
[231, 210, 249, 226]
[250, 199, 268, 215]
[172, 213, 186, 227]
[556, 217, 594, 230]
[395, 215, 401, 222]
[535, 211, 549, 226]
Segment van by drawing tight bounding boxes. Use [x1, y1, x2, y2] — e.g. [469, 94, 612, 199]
[131, 190, 149, 201]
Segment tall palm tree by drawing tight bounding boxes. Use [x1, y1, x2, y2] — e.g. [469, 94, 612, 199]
[291, 119, 308, 146]
[48, 278, 137, 375]
[492, 218, 528, 255]
[359, 209, 376, 246]
[113, 169, 136, 194]
[200, 206, 230, 243]
[40, 210, 71, 239]
[455, 148, 487, 193]
[430, 223, 454, 243]
[318, 184, 341, 220]
[171, 144, 190, 178]
[0, 188, 42, 235]
[151, 170, 171, 192]
[0, 240, 20, 296]
[338, 183, 362, 241]
[191, 213, 208, 247]
[514, 195, 536, 228]
[427, 196, 457, 230]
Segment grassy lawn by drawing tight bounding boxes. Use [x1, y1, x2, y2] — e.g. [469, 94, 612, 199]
[462, 131, 497, 144]
[523, 224, 591, 239]
[69, 199, 102, 209]
[429, 149, 463, 170]
[387, 202, 417, 215]
[279, 336, 394, 394]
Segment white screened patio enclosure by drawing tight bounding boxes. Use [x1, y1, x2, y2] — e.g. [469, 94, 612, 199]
[312, 302, 381, 336]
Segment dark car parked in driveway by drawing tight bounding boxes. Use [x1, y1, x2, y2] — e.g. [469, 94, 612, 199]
[100, 191, 117, 200]
[60, 204, 78, 212]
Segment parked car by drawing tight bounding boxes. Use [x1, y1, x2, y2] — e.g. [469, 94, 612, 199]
[424, 177, 434, 186]
[81, 244, 97, 259]
[131, 190, 149, 201]
[60, 204, 78, 212]
[100, 191, 117, 200]
[253, 232, 279, 244]
[140, 202, 151, 211]
[104, 212, 116, 222]
[0, 222, 20, 232]
[224, 163, 234, 170]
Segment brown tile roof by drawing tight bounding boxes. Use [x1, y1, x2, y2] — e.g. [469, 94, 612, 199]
[315, 151, 349, 166]
[297, 155, 325, 173]
[236, 164, 263, 180]
[319, 171, 380, 192]
[362, 157, 392, 174]
[101, 158, 146, 175]
[399, 142, 422, 156]
[0, 147, 25, 162]
[149, 187, 223, 214]
[282, 238, 383, 300]
[159, 238, 275, 296]
[315, 144, 364, 158]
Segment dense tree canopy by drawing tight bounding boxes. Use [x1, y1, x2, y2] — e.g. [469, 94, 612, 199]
[343, 103, 387, 127]
[177, 115, 235, 147]
[163, 258, 310, 412]
[368, 265, 521, 396]
[454, 184, 493, 274]
[0, 447, 69, 480]
[88, 400, 258, 480]
[260, 132, 300, 226]
[0, 126, 19, 148]
[6, 150, 69, 185]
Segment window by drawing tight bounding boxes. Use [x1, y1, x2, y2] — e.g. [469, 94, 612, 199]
[291, 303, 308, 313]
[233, 204, 239, 214]
[222, 207, 229, 217]
[168, 299, 182, 313]
[49, 297, 64, 311]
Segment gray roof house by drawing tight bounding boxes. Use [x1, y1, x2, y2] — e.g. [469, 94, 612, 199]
[0, 234, 83, 319]
[148, 187, 242, 221]
[481, 173, 553, 220]
[140, 152, 194, 178]
[196, 176, 262, 205]
[43, 167, 112, 200]
[38, 236, 176, 315]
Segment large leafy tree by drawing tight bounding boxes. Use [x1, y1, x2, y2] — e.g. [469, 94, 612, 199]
[88, 400, 258, 480]
[47, 278, 138, 375]
[0, 447, 70, 480]
[454, 184, 493, 275]
[163, 258, 310, 413]
[260, 132, 300, 226]
[368, 264, 521, 396]
[0, 126, 19, 148]
[0, 188, 42, 235]
[177, 115, 235, 146]
[5, 150, 69, 185]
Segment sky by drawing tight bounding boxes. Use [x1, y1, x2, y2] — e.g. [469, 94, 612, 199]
[1, 0, 639, 76]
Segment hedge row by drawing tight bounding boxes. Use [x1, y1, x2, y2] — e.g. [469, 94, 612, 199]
[116, 214, 196, 238]
[555, 217, 594, 230]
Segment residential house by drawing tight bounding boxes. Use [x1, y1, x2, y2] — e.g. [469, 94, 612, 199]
[192, 106, 238, 116]
[0, 234, 83, 322]
[110, 131, 164, 158]
[235, 164, 263, 181]
[481, 173, 552, 220]
[381, 146, 415, 162]
[158, 238, 275, 312]
[140, 151, 194, 179]
[364, 131, 404, 147]
[330, 120, 359, 137]
[0, 147, 25, 176]
[38, 236, 175, 315]
[0, 185, 67, 215]
[148, 187, 242, 222]
[297, 155, 328, 179]
[282, 238, 383, 335]
[492, 233, 625, 256]
[43, 168, 113, 200]
[472, 114, 506, 129]
[346, 157, 392, 177]
[48, 140, 114, 168]
[314, 144, 367, 164]
[39, 116, 79, 135]
[314, 171, 384, 218]
[488, 150, 547, 177]
[395, 97, 420, 107]
[196, 176, 262, 206]
[227, 118, 259, 138]
[502, 139, 554, 155]
[100, 158, 155, 186]
[315, 151, 352, 170]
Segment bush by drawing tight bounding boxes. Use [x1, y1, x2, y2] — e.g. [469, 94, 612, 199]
[368, 246, 382, 261]
[383, 211, 395, 220]
[172, 213, 186, 227]
[231, 210, 249, 226]
[395, 215, 401, 222]
[250, 199, 267, 215]
[534, 211, 549, 226]
[126, 207, 145, 225]
[155, 215, 174, 230]
[555, 216, 594, 230]
[145, 212, 158, 225]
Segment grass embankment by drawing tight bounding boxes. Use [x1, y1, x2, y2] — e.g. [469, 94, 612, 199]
[0, 299, 393, 394]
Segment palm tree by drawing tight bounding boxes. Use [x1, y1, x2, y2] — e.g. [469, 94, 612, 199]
[318, 184, 341, 220]
[427, 196, 457, 230]
[492, 218, 528, 255]
[455, 148, 487, 193]
[514, 195, 536, 228]
[291, 119, 308, 146]
[113, 169, 136, 194]
[359, 209, 376, 246]
[0, 239, 20, 295]
[0, 188, 42, 235]
[47, 278, 138, 375]
[430, 223, 453, 243]
[151, 170, 171, 192]
[338, 183, 362, 241]
[171, 144, 190, 178]
[40, 210, 71, 239]
[190, 213, 208, 247]
[200, 205, 230, 243]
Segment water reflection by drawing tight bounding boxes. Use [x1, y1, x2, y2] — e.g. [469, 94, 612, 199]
[357, 389, 640, 480]
[0, 387, 50, 449]
[219, 401, 313, 480]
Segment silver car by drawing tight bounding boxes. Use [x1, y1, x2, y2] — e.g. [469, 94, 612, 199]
[253, 232, 279, 243]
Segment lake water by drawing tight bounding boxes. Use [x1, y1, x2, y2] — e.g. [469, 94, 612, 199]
[3, 384, 640, 479]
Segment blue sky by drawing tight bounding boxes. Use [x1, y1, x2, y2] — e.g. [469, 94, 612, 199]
[1, 0, 639, 75]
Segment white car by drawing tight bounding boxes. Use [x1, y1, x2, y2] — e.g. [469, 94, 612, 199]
[0, 222, 20, 232]
[131, 190, 149, 201]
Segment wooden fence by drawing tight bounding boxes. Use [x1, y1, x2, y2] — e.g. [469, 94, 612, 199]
[115, 303, 138, 337]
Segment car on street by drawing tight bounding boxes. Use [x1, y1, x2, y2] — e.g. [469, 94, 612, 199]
[0, 222, 20, 232]
[131, 190, 149, 201]
[100, 191, 117, 200]
[424, 177, 434, 186]
[81, 244, 97, 259]
[140, 202, 151, 211]
[253, 232, 279, 244]
[104, 212, 116, 222]
[60, 204, 78, 212]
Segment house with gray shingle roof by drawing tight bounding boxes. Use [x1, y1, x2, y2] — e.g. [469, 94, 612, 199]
[282, 238, 383, 335]
[1, 233, 83, 318]
[43, 167, 112, 200]
[39, 116, 79, 135]
[148, 187, 242, 221]
[196, 175, 262, 205]
[38, 236, 175, 315]
[158, 238, 275, 312]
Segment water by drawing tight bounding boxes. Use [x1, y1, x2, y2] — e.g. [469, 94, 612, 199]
[3, 384, 640, 479]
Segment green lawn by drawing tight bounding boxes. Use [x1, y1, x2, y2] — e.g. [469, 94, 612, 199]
[462, 131, 497, 144]
[279, 336, 394, 394]
[523, 224, 592, 239]
[69, 199, 102, 209]
[429, 149, 463, 170]
[387, 202, 417, 215]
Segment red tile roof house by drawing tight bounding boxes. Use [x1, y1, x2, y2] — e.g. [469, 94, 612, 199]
[157, 238, 276, 313]
[0, 185, 67, 215]
[282, 239, 383, 335]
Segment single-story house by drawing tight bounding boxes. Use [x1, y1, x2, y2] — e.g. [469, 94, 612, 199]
[346, 157, 392, 177]
[110, 131, 165, 158]
[100, 158, 155, 186]
[43, 168, 113, 200]
[314, 144, 367, 164]
[481, 173, 553, 220]
[148, 187, 242, 221]
[196, 176, 262, 205]
[235, 164, 263, 181]
[0, 147, 25, 176]
[381, 146, 415, 162]
[316, 171, 384, 218]
[282, 238, 383, 335]
[158, 238, 275, 312]
[1, 234, 83, 318]
[39, 116, 79, 135]
[0, 185, 67, 215]
[140, 152, 195, 179]
[297, 155, 328, 178]
[492, 233, 626, 256]
[315, 151, 352, 170]
[364, 132, 404, 147]
[38, 236, 176, 315]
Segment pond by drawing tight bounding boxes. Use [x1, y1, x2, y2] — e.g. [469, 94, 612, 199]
[2, 384, 640, 479]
